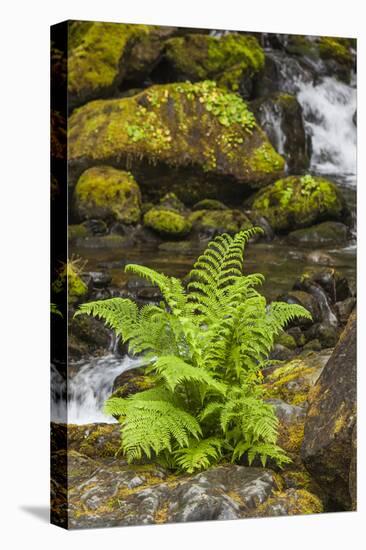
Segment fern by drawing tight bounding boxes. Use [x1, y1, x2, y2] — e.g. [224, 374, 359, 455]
[78, 228, 311, 472]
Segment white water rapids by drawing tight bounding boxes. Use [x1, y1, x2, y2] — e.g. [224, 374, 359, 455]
[51, 355, 141, 424]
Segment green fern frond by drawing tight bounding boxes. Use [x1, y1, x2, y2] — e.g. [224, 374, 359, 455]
[173, 437, 225, 473]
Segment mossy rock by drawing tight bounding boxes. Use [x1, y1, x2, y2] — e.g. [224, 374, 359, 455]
[68, 81, 285, 202]
[158, 192, 185, 212]
[318, 37, 354, 69]
[68, 423, 121, 459]
[288, 221, 349, 247]
[263, 351, 331, 406]
[275, 331, 297, 350]
[68, 22, 174, 108]
[52, 260, 88, 306]
[73, 166, 142, 224]
[111, 367, 154, 398]
[251, 175, 346, 233]
[256, 488, 323, 516]
[192, 199, 228, 211]
[250, 93, 310, 173]
[144, 208, 191, 238]
[189, 209, 252, 237]
[164, 33, 264, 92]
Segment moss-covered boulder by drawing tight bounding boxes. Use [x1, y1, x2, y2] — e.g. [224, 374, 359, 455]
[72, 166, 141, 224]
[52, 259, 88, 306]
[112, 367, 154, 398]
[69, 81, 285, 203]
[189, 209, 252, 238]
[250, 93, 310, 173]
[263, 350, 331, 407]
[164, 33, 264, 93]
[251, 175, 346, 233]
[144, 208, 191, 238]
[68, 21, 176, 108]
[301, 310, 356, 510]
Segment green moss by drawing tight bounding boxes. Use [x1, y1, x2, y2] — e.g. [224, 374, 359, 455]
[144, 208, 191, 238]
[52, 258, 88, 305]
[275, 331, 297, 350]
[68, 21, 151, 97]
[73, 166, 141, 223]
[68, 424, 121, 458]
[264, 359, 319, 405]
[69, 81, 285, 187]
[277, 421, 305, 454]
[189, 209, 252, 235]
[165, 33, 264, 91]
[193, 199, 228, 211]
[251, 175, 345, 232]
[318, 37, 353, 67]
[68, 224, 89, 241]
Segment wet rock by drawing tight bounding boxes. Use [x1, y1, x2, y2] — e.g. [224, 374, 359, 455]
[269, 344, 295, 362]
[295, 267, 352, 304]
[277, 290, 321, 325]
[158, 192, 186, 212]
[251, 175, 347, 233]
[81, 219, 108, 235]
[189, 209, 252, 238]
[250, 93, 310, 173]
[335, 297, 356, 325]
[112, 366, 154, 397]
[72, 166, 142, 224]
[306, 250, 334, 266]
[87, 271, 112, 289]
[305, 322, 339, 348]
[263, 351, 331, 407]
[68, 81, 285, 203]
[288, 221, 349, 247]
[67, 462, 282, 528]
[303, 339, 322, 352]
[301, 310, 356, 510]
[69, 314, 111, 357]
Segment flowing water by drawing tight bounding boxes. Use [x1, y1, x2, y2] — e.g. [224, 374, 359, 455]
[56, 35, 356, 424]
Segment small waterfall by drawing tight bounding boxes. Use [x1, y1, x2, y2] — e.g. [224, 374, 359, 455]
[297, 77, 356, 176]
[51, 355, 141, 425]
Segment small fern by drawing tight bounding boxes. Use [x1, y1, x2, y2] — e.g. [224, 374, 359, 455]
[77, 228, 311, 472]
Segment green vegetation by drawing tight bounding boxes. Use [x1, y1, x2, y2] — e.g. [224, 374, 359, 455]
[144, 208, 192, 238]
[252, 175, 346, 232]
[68, 81, 285, 190]
[73, 166, 141, 223]
[76, 229, 311, 473]
[52, 257, 88, 305]
[165, 33, 264, 91]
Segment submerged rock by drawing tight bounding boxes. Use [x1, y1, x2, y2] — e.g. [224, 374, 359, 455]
[250, 93, 310, 173]
[251, 175, 347, 233]
[288, 221, 349, 246]
[68, 81, 285, 203]
[164, 33, 264, 94]
[72, 166, 142, 224]
[301, 310, 356, 510]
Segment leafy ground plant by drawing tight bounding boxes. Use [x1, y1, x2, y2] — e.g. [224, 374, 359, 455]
[76, 228, 311, 473]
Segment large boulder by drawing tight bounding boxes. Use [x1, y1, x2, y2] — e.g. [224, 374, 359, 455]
[68, 22, 176, 108]
[72, 166, 142, 224]
[251, 175, 347, 233]
[164, 33, 264, 94]
[68, 81, 285, 204]
[65, 457, 322, 528]
[250, 93, 310, 173]
[301, 310, 356, 510]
